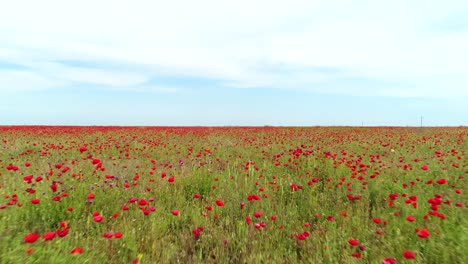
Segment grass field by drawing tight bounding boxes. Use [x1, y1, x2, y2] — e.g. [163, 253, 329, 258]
[0, 126, 467, 263]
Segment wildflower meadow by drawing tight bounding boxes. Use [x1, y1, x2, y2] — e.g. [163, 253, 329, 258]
[0, 126, 467, 263]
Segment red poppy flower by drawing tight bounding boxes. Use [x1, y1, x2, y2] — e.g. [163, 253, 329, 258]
[23, 175, 34, 182]
[70, 247, 83, 254]
[93, 215, 103, 222]
[436, 178, 447, 185]
[57, 228, 69, 238]
[348, 239, 359, 246]
[381, 258, 396, 264]
[215, 200, 225, 207]
[246, 215, 252, 225]
[24, 233, 40, 243]
[417, 229, 430, 238]
[403, 250, 416, 259]
[43, 231, 56, 241]
[103, 232, 113, 239]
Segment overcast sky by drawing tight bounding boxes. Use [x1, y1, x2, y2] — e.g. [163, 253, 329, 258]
[1, 0, 467, 126]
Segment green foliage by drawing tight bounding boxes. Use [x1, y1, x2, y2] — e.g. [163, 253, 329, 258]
[0, 126, 467, 263]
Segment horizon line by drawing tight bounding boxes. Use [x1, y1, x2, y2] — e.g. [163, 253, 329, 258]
[1, 125, 466, 128]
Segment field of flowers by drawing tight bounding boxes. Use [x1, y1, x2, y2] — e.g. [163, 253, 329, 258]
[0, 126, 466, 263]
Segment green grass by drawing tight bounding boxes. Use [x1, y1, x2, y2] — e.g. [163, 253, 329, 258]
[0, 126, 467, 263]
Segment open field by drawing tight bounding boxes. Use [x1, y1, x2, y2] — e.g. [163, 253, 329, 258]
[0, 126, 467, 263]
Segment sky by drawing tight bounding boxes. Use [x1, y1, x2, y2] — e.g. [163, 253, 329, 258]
[1, 0, 468, 126]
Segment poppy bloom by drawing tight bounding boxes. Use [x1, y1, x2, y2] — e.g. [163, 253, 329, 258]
[254, 211, 262, 218]
[348, 239, 359, 246]
[240, 202, 245, 209]
[138, 199, 148, 206]
[406, 216, 416, 222]
[93, 215, 103, 222]
[403, 250, 416, 259]
[381, 258, 396, 264]
[31, 199, 40, 204]
[436, 178, 447, 185]
[43, 231, 56, 241]
[57, 228, 69, 238]
[70, 247, 83, 254]
[172, 210, 179, 216]
[417, 229, 430, 238]
[114, 232, 123, 238]
[24, 233, 40, 243]
[421, 165, 429, 171]
[23, 175, 34, 182]
[215, 200, 225, 207]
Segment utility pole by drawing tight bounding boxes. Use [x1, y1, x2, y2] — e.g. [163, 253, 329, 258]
[420, 116, 423, 128]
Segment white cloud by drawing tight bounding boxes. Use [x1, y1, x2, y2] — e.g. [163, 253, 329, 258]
[0, 70, 64, 92]
[0, 0, 467, 98]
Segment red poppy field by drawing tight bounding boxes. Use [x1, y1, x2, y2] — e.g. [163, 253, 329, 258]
[0, 126, 467, 263]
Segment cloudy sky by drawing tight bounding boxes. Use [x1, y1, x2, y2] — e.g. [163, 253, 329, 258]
[1, 0, 467, 126]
